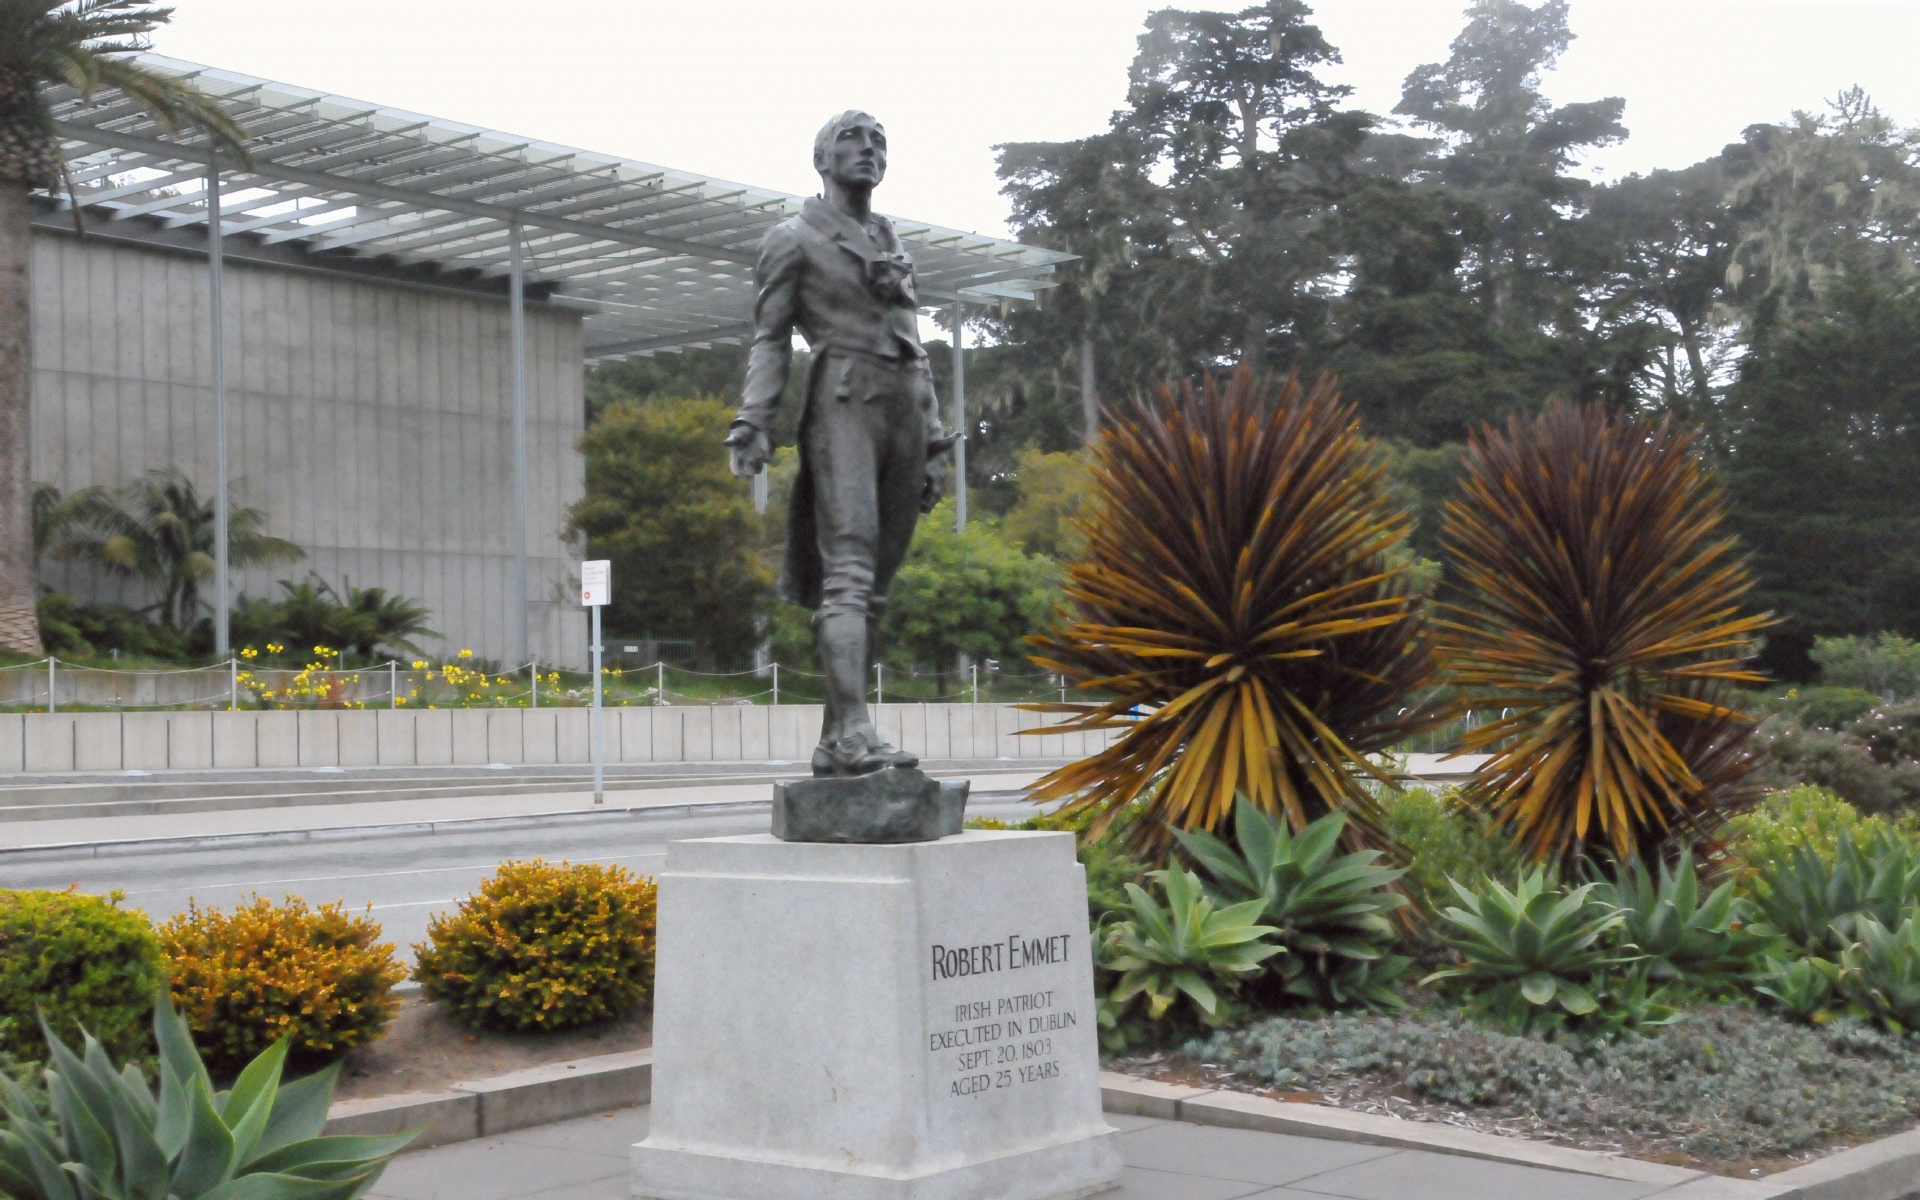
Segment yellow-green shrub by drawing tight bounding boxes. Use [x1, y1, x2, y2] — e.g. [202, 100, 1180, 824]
[412, 860, 658, 1032]
[158, 893, 405, 1077]
[0, 888, 162, 1064]
[1722, 786, 1920, 879]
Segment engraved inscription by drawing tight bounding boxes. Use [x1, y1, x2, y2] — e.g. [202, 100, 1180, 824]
[929, 936, 1082, 1100]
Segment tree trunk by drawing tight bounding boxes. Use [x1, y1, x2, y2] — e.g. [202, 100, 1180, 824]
[0, 179, 41, 655]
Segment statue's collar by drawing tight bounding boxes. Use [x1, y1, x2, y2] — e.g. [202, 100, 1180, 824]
[802, 196, 895, 259]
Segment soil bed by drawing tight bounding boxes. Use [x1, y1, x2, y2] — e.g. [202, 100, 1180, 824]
[1112, 1006, 1920, 1179]
[333, 993, 651, 1101]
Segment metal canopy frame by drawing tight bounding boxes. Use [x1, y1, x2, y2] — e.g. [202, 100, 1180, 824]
[37, 55, 1070, 667]
[41, 55, 1073, 359]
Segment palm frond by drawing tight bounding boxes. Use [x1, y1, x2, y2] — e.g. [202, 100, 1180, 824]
[1438, 402, 1773, 867]
[1024, 369, 1439, 856]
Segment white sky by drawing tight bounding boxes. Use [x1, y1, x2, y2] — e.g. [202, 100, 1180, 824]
[148, 1, 1920, 241]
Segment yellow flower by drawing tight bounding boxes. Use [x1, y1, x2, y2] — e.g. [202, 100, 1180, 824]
[457, 648, 474, 659]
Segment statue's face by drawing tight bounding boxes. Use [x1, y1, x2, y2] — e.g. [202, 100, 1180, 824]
[817, 116, 887, 191]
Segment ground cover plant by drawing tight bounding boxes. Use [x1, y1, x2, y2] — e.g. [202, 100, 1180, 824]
[1183, 1006, 1920, 1163]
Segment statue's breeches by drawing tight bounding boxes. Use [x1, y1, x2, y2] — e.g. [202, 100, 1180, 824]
[804, 354, 933, 622]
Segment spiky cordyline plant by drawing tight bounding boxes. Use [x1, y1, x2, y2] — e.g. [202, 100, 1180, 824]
[1438, 402, 1772, 867]
[1024, 369, 1437, 855]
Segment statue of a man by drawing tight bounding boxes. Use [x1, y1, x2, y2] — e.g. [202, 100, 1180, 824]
[726, 111, 952, 777]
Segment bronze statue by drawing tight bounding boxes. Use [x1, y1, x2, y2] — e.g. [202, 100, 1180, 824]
[726, 111, 953, 777]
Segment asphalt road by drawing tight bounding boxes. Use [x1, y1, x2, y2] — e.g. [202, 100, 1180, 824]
[5, 793, 1054, 960]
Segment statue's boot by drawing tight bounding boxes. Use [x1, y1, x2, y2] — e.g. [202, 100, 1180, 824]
[811, 612, 918, 777]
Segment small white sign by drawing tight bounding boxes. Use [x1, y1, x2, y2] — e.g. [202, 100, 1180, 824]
[581, 560, 611, 607]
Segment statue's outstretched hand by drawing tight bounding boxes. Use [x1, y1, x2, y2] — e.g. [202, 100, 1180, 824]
[725, 422, 773, 478]
[921, 432, 958, 513]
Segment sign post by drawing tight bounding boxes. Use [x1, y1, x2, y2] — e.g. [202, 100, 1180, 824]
[582, 560, 611, 805]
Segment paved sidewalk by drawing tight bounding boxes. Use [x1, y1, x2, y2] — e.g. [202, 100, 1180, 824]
[366, 1104, 1669, 1200]
[0, 769, 1049, 851]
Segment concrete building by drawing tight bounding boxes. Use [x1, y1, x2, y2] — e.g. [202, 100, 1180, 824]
[32, 57, 1069, 669]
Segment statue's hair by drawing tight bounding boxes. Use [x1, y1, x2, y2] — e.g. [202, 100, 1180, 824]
[813, 110, 883, 166]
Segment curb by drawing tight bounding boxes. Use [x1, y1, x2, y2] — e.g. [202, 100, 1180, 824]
[0, 799, 777, 861]
[1096, 1073, 1920, 1200]
[324, 1049, 652, 1149]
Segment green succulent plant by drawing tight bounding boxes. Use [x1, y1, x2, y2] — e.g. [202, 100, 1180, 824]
[1836, 915, 1920, 1035]
[1423, 871, 1639, 1036]
[1172, 799, 1411, 1011]
[0, 1000, 413, 1200]
[1753, 954, 1841, 1024]
[1591, 855, 1767, 991]
[1099, 862, 1282, 1043]
[1748, 830, 1920, 958]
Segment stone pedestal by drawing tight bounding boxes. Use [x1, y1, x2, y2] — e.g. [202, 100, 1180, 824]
[632, 831, 1122, 1200]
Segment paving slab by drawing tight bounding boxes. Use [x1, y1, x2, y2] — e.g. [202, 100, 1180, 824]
[361, 1103, 1668, 1200]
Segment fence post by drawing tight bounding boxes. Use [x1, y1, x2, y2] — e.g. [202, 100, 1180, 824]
[972, 663, 978, 706]
[391, 660, 398, 711]
[230, 657, 237, 712]
[47, 657, 55, 715]
[771, 661, 778, 706]
[657, 661, 665, 706]
[529, 657, 538, 709]
[875, 662, 883, 707]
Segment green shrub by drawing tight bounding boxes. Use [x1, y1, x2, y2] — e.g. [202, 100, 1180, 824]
[1173, 801, 1410, 1011]
[1754, 953, 1841, 1023]
[0, 999, 413, 1200]
[0, 888, 162, 1065]
[1812, 633, 1920, 700]
[1188, 1006, 1920, 1160]
[34, 593, 190, 660]
[1590, 855, 1766, 992]
[1097, 863, 1280, 1050]
[1377, 785, 1527, 922]
[1722, 786, 1910, 877]
[1752, 715, 1920, 814]
[1422, 871, 1650, 1039]
[413, 860, 658, 1031]
[1762, 685, 1884, 729]
[158, 894, 406, 1077]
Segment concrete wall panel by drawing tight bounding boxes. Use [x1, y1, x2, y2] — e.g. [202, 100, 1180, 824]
[338, 711, 380, 767]
[487, 711, 524, 765]
[710, 706, 742, 761]
[24, 715, 72, 773]
[450, 711, 489, 765]
[522, 709, 557, 765]
[73, 713, 121, 772]
[616, 708, 648, 764]
[681, 707, 712, 763]
[169, 713, 214, 770]
[557, 708, 590, 763]
[651, 708, 682, 763]
[376, 710, 415, 766]
[123, 713, 171, 770]
[0, 715, 23, 773]
[415, 710, 453, 765]
[740, 706, 769, 762]
[297, 711, 340, 767]
[254, 712, 299, 768]
[212, 714, 255, 768]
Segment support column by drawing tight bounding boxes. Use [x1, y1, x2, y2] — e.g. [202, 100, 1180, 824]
[510, 222, 531, 670]
[951, 301, 967, 532]
[1081, 334, 1098, 447]
[209, 163, 230, 656]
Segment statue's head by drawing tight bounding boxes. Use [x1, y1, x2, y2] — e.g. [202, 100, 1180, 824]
[813, 110, 887, 192]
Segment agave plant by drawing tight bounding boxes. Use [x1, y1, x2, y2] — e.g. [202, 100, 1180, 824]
[1099, 862, 1282, 1034]
[1438, 402, 1773, 866]
[1172, 799, 1411, 1011]
[1753, 954, 1840, 1024]
[1835, 915, 1920, 1034]
[1748, 829, 1920, 958]
[1591, 854, 1767, 990]
[0, 1000, 413, 1200]
[1025, 369, 1437, 854]
[1423, 871, 1637, 1035]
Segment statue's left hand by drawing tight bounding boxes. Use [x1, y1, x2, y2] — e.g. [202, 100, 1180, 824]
[921, 433, 958, 514]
